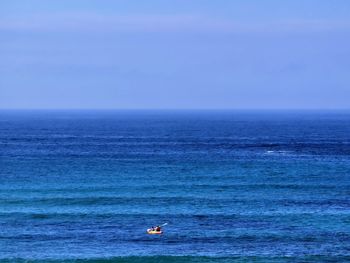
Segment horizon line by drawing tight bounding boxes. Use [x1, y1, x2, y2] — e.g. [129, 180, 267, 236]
[1, 108, 350, 111]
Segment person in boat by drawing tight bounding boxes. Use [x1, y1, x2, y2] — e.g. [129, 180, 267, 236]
[148, 225, 161, 232]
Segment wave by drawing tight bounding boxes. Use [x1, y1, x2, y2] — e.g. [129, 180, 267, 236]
[2, 196, 350, 209]
[1, 256, 350, 263]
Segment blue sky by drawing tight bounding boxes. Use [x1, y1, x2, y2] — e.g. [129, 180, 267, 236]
[1, 0, 350, 109]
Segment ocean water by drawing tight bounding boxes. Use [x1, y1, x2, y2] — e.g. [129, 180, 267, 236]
[0, 110, 350, 263]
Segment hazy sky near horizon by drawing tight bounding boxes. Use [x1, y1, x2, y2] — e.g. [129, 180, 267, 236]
[1, 0, 350, 109]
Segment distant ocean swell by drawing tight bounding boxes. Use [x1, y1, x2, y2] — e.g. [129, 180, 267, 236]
[2, 256, 350, 263]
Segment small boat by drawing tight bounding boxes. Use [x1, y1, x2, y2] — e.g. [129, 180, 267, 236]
[146, 223, 167, 235]
[147, 229, 163, 235]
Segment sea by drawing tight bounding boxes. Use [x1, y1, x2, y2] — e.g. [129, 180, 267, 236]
[0, 110, 349, 262]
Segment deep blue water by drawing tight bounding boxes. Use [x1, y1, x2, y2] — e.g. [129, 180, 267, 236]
[1, 110, 350, 262]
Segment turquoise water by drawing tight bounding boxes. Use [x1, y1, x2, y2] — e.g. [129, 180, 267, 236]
[3, 256, 350, 263]
[1, 110, 350, 262]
